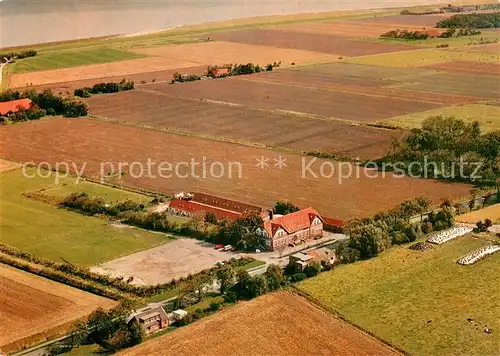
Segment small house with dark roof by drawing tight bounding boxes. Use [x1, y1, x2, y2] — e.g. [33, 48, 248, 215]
[128, 306, 170, 335]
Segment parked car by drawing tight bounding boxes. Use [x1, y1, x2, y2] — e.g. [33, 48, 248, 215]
[255, 249, 261, 253]
[222, 245, 232, 251]
[215, 244, 224, 250]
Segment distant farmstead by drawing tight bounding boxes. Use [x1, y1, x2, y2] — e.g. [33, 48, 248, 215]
[259, 207, 324, 251]
[0, 98, 33, 115]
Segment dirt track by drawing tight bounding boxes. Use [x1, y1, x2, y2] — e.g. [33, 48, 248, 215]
[0, 264, 115, 352]
[120, 292, 400, 356]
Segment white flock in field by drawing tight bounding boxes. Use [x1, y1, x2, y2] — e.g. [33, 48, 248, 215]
[457, 245, 500, 265]
[427, 226, 473, 245]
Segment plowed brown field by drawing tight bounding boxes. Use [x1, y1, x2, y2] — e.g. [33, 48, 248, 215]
[120, 292, 400, 356]
[87, 89, 400, 160]
[133, 41, 341, 67]
[280, 21, 445, 38]
[423, 61, 500, 76]
[144, 77, 442, 122]
[0, 117, 471, 220]
[0, 264, 115, 353]
[351, 13, 451, 27]
[207, 28, 413, 56]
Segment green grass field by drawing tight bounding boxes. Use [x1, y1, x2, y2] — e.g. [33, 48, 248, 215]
[42, 180, 151, 204]
[11, 48, 146, 73]
[299, 235, 500, 356]
[380, 103, 500, 133]
[0, 169, 169, 266]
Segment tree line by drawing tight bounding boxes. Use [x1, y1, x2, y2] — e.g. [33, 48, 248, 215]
[0, 88, 88, 123]
[380, 28, 481, 40]
[170, 61, 281, 84]
[74, 79, 135, 98]
[0, 49, 37, 61]
[436, 12, 500, 28]
[336, 197, 455, 262]
[60, 192, 271, 251]
[383, 116, 500, 195]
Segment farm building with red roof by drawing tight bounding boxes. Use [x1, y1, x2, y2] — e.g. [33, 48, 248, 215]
[0, 98, 33, 116]
[260, 207, 324, 251]
[168, 198, 241, 221]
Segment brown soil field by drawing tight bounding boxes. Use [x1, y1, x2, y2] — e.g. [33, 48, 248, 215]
[280, 21, 445, 38]
[0, 117, 471, 221]
[456, 204, 500, 224]
[87, 89, 400, 160]
[456, 42, 500, 54]
[133, 41, 341, 68]
[23, 66, 207, 93]
[423, 61, 500, 76]
[206, 28, 414, 56]
[238, 68, 479, 105]
[297, 62, 428, 79]
[9, 56, 200, 88]
[144, 77, 442, 122]
[397, 72, 500, 100]
[0, 264, 115, 353]
[120, 292, 399, 356]
[351, 13, 451, 27]
[0, 159, 21, 173]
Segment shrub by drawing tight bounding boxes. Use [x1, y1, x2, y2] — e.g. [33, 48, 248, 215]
[209, 302, 221, 311]
[290, 273, 307, 282]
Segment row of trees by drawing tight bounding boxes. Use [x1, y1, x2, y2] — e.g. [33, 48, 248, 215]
[60, 192, 270, 251]
[380, 28, 481, 41]
[0, 49, 37, 60]
[74, 79, 135, 98]
[338, 197, 455, 261]
[0, 88, 88, 119]
[380, 29, 432, 40]
[440, 28, 481, 38]
[170, 61, 281, 84]
[436, 12, 500, 28]
[384, 116, 500, 195]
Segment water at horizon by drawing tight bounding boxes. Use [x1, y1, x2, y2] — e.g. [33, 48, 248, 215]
[0, 0, 451, 48]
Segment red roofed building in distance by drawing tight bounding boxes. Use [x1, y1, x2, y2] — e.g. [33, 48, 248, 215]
[260, 207, 324, 251]
[0, 98, 33, 116]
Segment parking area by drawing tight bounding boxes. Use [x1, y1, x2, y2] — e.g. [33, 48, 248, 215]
[90, 238, 239, 285]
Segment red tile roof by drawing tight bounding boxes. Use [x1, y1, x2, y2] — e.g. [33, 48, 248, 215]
[322, 216, 345, 228]
[264, 207, 322, 238]
[0, 98, 33, 115]
[169, 199, 241, 221]
[192, 193, 263, 215]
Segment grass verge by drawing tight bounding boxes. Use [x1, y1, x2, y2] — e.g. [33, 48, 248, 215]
[11, 48, 146, 74]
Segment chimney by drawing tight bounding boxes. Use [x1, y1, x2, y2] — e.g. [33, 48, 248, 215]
[269, 209, 274, 220]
